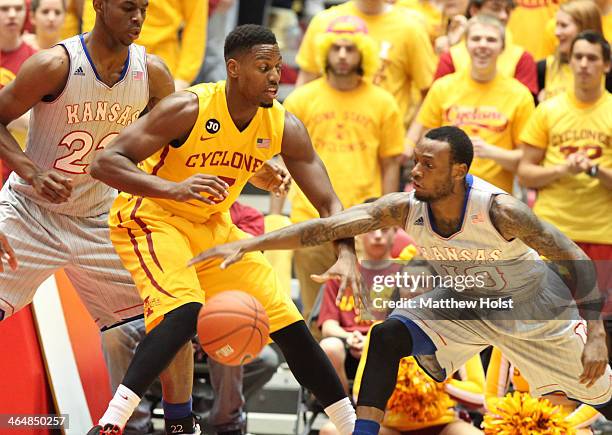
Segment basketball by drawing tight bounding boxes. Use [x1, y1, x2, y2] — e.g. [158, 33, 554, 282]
[197, 290, 270, 366]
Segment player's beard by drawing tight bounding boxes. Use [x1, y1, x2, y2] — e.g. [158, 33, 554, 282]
[414, 174, 455, 203]
[260, 102, 274, 108]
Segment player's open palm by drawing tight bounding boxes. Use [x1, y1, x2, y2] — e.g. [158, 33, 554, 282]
[31, 170, 73, 204]
[0, 232, 17, 272]
[189, 240, 247, 269]
[249, 160, 291, 197]
[580, 331, 608, 387]
[171, 174, 229, 204]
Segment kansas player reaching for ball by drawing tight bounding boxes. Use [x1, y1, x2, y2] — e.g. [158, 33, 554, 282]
[89, 24, 359, 435]
[191, 126, 612, 435]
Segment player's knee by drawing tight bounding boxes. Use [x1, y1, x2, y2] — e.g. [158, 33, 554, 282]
[369, 319, 413, 360]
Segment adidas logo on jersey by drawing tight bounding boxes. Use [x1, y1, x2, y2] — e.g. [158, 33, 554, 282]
[73, 66, 85, 76]
[414, 216, 424, 226]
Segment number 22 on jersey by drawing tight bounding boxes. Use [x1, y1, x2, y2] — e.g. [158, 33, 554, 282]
[53, 131, 118, 174]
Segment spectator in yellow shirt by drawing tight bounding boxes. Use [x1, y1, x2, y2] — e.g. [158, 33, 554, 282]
[283, 15, 404, 327]
[518, 31, 612, 295]
[82, 0, 207, 90]
[537, 0, 604, 102]
[434, 0, 539, 96]
[295, 0, 436, 124]
[409, 15, 535, 193]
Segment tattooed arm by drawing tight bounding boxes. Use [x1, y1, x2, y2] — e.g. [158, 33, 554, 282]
[189, 192, 411, 267]
[490, 194, 607, 387]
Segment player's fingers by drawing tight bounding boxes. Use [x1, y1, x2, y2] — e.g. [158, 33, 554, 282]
[338, 274, 349, 296]
[188, 249, 216, 267]
[194, 182, 228, 198]
[220, 251, 242, 269]
[0, 236, 18, 271]
[40, 185, 65, 203]
[192, 193, 216, 205]
[43, 177, 71, 199]
[310, 273, 332, 283]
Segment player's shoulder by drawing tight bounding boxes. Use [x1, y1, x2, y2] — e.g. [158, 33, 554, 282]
[18, 44, 70, 79]
[146, 53, 172, 79]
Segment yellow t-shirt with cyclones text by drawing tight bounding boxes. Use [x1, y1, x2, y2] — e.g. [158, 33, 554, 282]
[283, 78, 405, 223]
[296, 1, 435, 120]
[136, 81, 285, 223]
[417, 72, 535, 193]
[520, 91, 612, 244]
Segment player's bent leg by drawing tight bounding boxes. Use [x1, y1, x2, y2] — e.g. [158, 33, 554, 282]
[160, 341, 196, 434]
[98, 302, 201, 433]
[271, 320, 356, 435]
[354, 319, 415, 434]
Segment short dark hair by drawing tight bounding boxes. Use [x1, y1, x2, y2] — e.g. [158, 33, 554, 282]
[31, 0, 67, 12]
[570, 30, 611, 63]
[466, 0, 514, 18]
[424, 126, 473, 169]
[224, 24, 277, 61]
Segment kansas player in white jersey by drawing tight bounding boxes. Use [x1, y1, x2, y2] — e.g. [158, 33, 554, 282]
[0, 1, 175, 328]
[190, 126, 612, 434]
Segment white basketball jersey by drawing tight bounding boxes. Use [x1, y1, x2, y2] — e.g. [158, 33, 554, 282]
[9, 34, 149, 217]
[404, 175, 546, 295]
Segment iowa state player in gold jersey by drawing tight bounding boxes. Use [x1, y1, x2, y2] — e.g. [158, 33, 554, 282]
[89, 25, 359, 435]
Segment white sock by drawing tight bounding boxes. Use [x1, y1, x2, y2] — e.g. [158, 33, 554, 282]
[99, 384, 141, 428]
[324, 397, 356, 435]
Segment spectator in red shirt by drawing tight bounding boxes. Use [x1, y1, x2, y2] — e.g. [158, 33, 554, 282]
[434, 0, 538, 95]
[318, 222, 402, 394]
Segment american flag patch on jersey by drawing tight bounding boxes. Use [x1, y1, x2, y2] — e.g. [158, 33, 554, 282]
[256, 138, 270, 148]
[133, 70, 144, 81]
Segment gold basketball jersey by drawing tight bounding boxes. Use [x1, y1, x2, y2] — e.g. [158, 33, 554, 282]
[140, 81, 285, 222]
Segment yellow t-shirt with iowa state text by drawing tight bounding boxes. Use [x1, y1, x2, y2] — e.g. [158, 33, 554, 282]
[417, 72, 535, 193]
[138, 81, 284, 223]
[520, 91, 612, 244]
[283, 78, 404, 223]
[296, 1, 435, 120]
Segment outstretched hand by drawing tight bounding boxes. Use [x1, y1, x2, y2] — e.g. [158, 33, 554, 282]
[0, 232, 17, 272]
[189, 240, 247, 269]
[249, 160, 291, 197]
[311, 251, 368, 314]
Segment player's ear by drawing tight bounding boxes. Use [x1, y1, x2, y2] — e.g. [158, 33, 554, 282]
[452, 163, 468, 180]
[227, 59, 240, 79]
[92, 0, 104, 14]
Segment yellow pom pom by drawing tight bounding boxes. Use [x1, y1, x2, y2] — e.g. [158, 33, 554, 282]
[398, 244, 418, 261]
[384, 357, 454, 427]
[483, 392, 576, 435]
